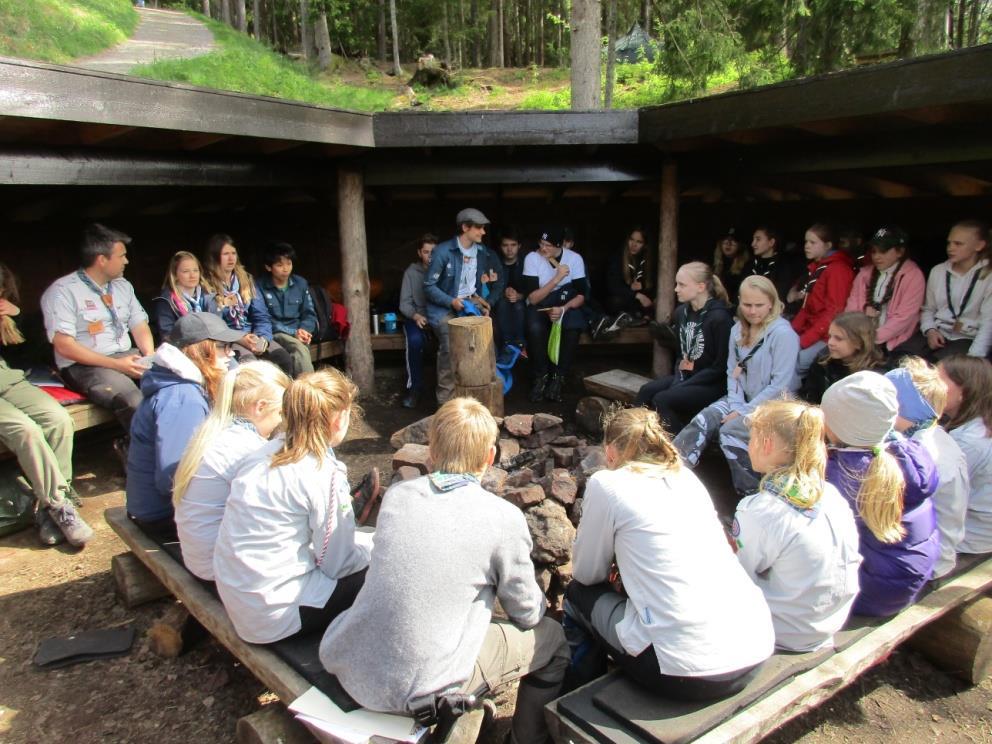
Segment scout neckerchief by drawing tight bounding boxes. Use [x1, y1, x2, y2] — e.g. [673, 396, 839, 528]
[799, 262, 830, 304]
[762, 470, 821, 518]
[733, 334, 766, 383]
[945, 263, 983, 333]
[220, 272, 249, 330]
[627, 255, 645, 287]
[751, 254, 776, 278]
[429, 471, 480, 492]
[865, 260, 904, 313]
[171, 285, 205, 317]
[316, 454, 348, 567]
[677, 301, 709, 380]
[231, 416, 259, 435]
[76, 269, 126, 340]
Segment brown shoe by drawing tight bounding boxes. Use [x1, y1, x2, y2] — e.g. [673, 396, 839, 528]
[351, 467, 381, 526]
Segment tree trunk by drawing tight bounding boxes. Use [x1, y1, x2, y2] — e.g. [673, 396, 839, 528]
[570, 0, 601, 109]
[221, 0, 232, 26]
[299, 0, 311, 59]
[202, 0, 210, 17]
[458, 0, 465, 67]
[314, 11, 333, 70]
[908, 596, 992, 684]
[449, 316, 503, 416]
[538, 0, 544, 65]
[604, 0, 617, 108]
[252, 0, 261, 38]
[389, 0, 402, 76]
[966, 0, 981, 45]
[378, 0, 387, 63]
[442, 0, 452, 67]
[338, 168, 374, 391]
[234, 0, 247, 32]
[489, 0, 501, 66]
[557, 0, 564, 66]
[642, 0, 651, 32]
[653, 161, 678, 377]
[270, 0, 279, 49]
[471, 0, 481, 66]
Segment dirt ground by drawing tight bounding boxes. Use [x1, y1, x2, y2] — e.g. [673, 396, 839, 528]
[2, 357, 992, 744]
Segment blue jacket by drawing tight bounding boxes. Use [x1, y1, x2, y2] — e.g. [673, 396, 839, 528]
[257, 275, 318, 336]
[125, 346, 211, 522]
[826, 436, 940, 617]
[424, 236, 506, 325]
[151, 287, 213, 341]
[206, 282, 275, 341]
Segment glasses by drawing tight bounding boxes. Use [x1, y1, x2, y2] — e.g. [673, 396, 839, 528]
[214, 342, 234, 354]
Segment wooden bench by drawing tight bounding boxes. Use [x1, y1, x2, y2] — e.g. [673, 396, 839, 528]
[0, 400, 117, 457]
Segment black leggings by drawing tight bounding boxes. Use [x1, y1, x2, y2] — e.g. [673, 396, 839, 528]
[296, 568, 368, 636]
[634, 376, 724, 434]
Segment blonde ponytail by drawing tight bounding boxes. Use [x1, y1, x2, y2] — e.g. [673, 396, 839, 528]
[173, 361, 290, 504]
[604, 406, 681, 474]
[751, 400, 826, 509]
[857, 447, 906, 544]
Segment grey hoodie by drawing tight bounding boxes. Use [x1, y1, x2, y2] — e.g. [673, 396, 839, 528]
[725, 316, 800, 414]
[399, 262, 428, 320]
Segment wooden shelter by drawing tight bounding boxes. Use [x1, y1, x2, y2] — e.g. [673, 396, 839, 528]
[2, 44, 991, 384]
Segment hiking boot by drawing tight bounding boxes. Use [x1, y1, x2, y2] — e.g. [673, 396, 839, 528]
[402, 390, 420, 409]
[545, 373, 563, 403]
[529, 374, 547, 403]
[48, 501, 94, 547]
[36, 507, 66, 546]
[351, 468, 382, 526]
[112, 436, 129, 473]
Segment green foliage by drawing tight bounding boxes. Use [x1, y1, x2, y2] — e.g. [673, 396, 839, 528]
[131, 14, 394, 111]
[520, 88, 571, 109]
[0, 0, 138, 63]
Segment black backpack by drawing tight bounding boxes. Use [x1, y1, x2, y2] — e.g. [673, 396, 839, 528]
[308, 284, 340, 342]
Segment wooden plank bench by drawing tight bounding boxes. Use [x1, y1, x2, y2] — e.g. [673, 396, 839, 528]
[545, 555, 992, 744]
[0, 400, 116, 457]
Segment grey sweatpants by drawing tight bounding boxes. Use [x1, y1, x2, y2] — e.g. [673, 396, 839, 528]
[672, 397, 761, 496]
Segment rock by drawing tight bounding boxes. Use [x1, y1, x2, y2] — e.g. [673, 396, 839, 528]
[392, 443, 431, 474]
[535, 568, 554, 594]
[389, 416, 434, 449]
[575, 396, 611, 437]
[555, 561, 573, 585]
[569, 498, 583, 526]
[482, 466, 508, 495]
[543, 468, 578, 506]
[503, 414, 534, 438]
[498, 438, 521, 467]
[533, 413, 564, 431]
[551, 446, 576, 469]
[502, 448, 541, 471]
[522, 424, 564, 449]
[505, 467, 535, 488]
[580, 446, 607, 476]
[495, 417, 504, 427]
[502, 483, 545, 509]
[551, 435, 581, 447]
[525, 500, 576, 565]
[396, 465, 421, 481]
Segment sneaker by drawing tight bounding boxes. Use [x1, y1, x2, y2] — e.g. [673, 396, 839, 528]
[590, 315, 611, 340]
[401, 390, 420, 409]
[545, 373, 563, 403]
[529, 374, 547, 403]
[603, 312, 632, 335]
[648, 320, 678, 349]
[48, 502, 94, 547]
[36, 507, 66, 546]
[351, 467, 381, 526]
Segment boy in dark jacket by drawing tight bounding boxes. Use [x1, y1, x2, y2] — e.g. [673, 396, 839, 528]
[495, 229, 527, 349]
[257, 242, 318, 377]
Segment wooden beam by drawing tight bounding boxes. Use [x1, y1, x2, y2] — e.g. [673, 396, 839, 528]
[653, 162, 678, 377]
[364, 160, 655, 186]
[338, 166, 374, 390]
[78, 124, 136, 145]
[180, 132, 232, 150]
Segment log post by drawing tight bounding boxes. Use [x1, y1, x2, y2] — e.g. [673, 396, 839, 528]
[112, 552, 171, 608]
[653, 161, 678, 377]
[907, 595, 992, 684]
[337, 166, 374, 391]
[449, 315, 503, 415]
[236, 705, 314, 744]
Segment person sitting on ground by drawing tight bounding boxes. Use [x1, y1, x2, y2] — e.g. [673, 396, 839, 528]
[887, 359, 969, 579]
[173, 361, 290, 581]
[201, 233, 294, 376]
[747, 226, 803, 305]
[321, 397, 569, 744]
[605, 226, 654, 321]
[257, 242, 319, 378]
[672, 275, 800, 497]
[713, 229, 751, 305]
[800, 311, 885, 405]
[938, 355, 992, 555]
[788, 223, 856, 379]
[40, 223, 155, 434]
[494, 228, 527, 351]
[845, 226, 926, 358]
[0, 263, 92, 548]
[423, 208, 504, 405]
[152, 251, 213, 341]
[921, 219, 992, 360]
[565, 407, 773, 698]
[733, 399, 861, 652]
[398, 233, 437, 409]
[636, 262, 733, 433]
[821, 371, 940, 617]
[214, 368, 373, 644]
[125, 313, 242, 543]
[523, 226, 589, 403]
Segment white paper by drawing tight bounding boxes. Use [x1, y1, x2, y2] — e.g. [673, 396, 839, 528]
[289, 686, 427, 744]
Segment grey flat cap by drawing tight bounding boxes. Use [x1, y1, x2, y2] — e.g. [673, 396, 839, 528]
[456, 208, 490, 226]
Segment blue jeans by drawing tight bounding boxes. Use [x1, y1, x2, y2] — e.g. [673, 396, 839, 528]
[404, 318, 429, 392]
[495, 298, 526, 347]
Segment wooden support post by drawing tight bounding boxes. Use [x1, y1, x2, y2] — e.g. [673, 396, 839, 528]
[112, 552, 171, 608]
[907, 595, 992, 684]
[653, 161, 678, 377]
[236, 705, 314, 744]
[449, 316, 504, 416]
[338, 166, 374, 391]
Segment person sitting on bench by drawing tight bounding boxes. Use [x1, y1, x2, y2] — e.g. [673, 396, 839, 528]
[605, 226, 654, 321]
[214, 368, 372, 644]
[713, 228, 751, 305]
[799, 311, 885, 405]
[173, 361, 290, 581]
[821, 372, 940, 617]
[494, 228, 527, 351]
[0, 263, 93, 547]
[41, 223, 155, 434]
[258, 241, 320, 378]
[398, 233, 437, 409]
[564, 407, 773, 700]
[126, 313, 242, 543]
[152, 251, 213, 341]
[320, 397, 569, 744]
[733, 400, 861, 652]
[747, 226, 803, 306]
[636, 262, 733, 434]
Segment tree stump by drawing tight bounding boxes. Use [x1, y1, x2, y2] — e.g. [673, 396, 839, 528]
[449, 315, 503, 415]
[454, 380, 505, 417]
[908, 595, 992, 684]
[112, 552, 171, 608]
[575, 396, 612, 437]
[236, 705, 314, 744]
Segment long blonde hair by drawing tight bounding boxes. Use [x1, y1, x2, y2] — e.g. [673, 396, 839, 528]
[899, 356, 947, 418]
[429, 397, 499, 475]
[163, 251, 206, 296]
[603, 406, 681, 475]
[737, 275, 783, 347]
[271, 368, 360, 468]
[173, 361, 290, 503]
[749, 400, 826, 508]
[680, 261, 730, 304]
[856, 446, 906, 544]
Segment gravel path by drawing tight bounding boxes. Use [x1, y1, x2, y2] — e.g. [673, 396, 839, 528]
[77, 7, 215, 75]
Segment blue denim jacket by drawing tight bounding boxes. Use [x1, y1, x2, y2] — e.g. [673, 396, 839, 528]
[257, 274, 318, 335]
[424, 236, 505, 325]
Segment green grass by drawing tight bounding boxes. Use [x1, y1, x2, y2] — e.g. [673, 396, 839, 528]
[131, 14, 396, 112]
[0, 0, 137, 63]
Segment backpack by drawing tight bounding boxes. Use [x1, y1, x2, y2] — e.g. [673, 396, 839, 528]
[330, 302, 351, 341]
[308, 285, 340, 342]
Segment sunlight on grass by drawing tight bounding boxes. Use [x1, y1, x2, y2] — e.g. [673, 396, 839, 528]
[0, 0, 137, 63]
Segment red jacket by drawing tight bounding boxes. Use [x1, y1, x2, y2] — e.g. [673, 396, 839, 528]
[791, 251, 855, 348]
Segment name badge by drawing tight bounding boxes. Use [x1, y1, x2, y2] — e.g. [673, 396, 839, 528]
[87, 320, 105, 336]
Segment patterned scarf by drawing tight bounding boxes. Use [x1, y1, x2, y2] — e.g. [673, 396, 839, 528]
[762, 470, 822, 517]
[219, 272, 249, 330]
[170, 286, 205, 317]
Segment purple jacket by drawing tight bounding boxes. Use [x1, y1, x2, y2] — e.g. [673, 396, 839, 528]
[826, 437, 939, 617]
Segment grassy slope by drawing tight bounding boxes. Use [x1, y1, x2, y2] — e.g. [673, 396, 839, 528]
[131, 14, 396, 112]
[0, 0, 137, 63]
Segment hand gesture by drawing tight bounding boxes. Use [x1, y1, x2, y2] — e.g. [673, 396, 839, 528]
[414, 313, 428, 329]
[505, 287, 519, 302]
[926, 329, 946, 350]
[554, 262, 570, 280]
[116, 353, 147, 379]
[452, 298, 465, 312]
[296, 328, 312, 344]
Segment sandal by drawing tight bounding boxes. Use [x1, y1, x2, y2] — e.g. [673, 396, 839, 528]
[351, 467, 382, 526]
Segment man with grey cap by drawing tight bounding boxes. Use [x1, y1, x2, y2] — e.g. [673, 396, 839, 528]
[424, 208, 505, 404]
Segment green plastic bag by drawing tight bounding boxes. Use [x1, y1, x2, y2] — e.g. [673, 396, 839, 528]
[0, 461, 34, 538]
[548, 315, 563, 365]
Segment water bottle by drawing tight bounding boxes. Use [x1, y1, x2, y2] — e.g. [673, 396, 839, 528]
[372, 313, 380, 335]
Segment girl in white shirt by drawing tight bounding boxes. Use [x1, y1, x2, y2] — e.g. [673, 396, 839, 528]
[565, 407, 774, 700]
[213, 368, 373, 643]
[734, 400, 861, 652]
[173, 361, 290, 581]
